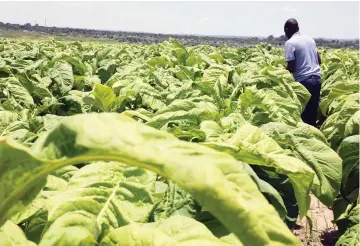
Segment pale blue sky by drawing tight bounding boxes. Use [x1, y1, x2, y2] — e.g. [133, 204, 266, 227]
[1, 1, 359, 39]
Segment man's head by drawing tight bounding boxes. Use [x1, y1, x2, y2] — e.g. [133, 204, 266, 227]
[284, 18, 299, 39]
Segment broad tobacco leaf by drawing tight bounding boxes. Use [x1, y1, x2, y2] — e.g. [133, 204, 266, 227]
[261, 122, 343, 207]
[337, 135, 359, 197]
[239, 86, 302, 126]
[0, 113, 301, 246]
[48, 62, 74, 96]
[0, 77, 34, 106]
[335, 224, 359, 246]
[203, 123, 315, 217]
[100, 215, 241, 246]
[0, 220, 36, 246]
[321, 93, 359, 149]
[38, 161, 157, 244]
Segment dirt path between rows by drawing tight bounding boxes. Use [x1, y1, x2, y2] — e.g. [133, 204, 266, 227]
[293, 195, 339, 246]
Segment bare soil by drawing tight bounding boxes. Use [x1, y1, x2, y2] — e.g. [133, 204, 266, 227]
[293, 195, 339, 246]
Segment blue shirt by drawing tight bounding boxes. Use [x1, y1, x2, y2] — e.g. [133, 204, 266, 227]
[284, 32, 321, 82]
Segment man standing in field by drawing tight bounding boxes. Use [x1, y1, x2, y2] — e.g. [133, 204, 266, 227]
[284, 18, 322, 127]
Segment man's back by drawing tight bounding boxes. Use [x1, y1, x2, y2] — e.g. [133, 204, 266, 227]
[285, 32, 321, 82]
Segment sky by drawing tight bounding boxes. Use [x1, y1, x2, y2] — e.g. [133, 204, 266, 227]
[0, 1, 359, 39]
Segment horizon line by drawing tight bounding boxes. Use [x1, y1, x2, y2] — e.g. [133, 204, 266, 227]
[1, 21, 359, 41]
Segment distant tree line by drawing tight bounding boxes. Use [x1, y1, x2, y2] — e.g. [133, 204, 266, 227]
[0, 22, 358, 49]
[267, 35, 359, 49]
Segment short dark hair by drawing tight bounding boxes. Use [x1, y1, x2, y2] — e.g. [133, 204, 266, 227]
[284, 18, 299, 32]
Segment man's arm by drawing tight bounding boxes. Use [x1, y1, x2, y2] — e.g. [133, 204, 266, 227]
[286, 60, 296, 73]
[284, 42, 296, 74]
[317, 51, 322, 65]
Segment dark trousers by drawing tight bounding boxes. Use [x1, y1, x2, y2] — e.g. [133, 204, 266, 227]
[299, 75, 322, 126]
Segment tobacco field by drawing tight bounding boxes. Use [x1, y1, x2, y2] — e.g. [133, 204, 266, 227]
[0, 38, 358, 246]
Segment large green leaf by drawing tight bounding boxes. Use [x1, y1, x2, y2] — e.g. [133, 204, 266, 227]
[0, 120, 30, 142]
[337, 135, 359, 196]
[96, 47, 119, 64]
[16, 72, 54, 101]
[116, 78, 166, 111]
[0, 77, 34, 106]
[151, 181, 201, 222]
[261, 122, 342, 207]
[0, 111, 19, 132]
[147, 56, 174, 69]
[288, 82, 311, 112]
[8, 60, 38, 73]
[320, 80, 359, 116]
[344, 110, 360, 136]
[195, 64, 232, 106]
[52, 165, 78, 182]
[239, 86, 302, 126]
[335, 224, 359, 246]
[348, 204, 360, 226]
[243, 164, 287, 219]
[100, 215, 238, 246]
[148, 99, 219, 129]
[48, 62, 74, 96]
[321, 93, 359, 148]
[0, 220, 36, 246]
[97, 59, 117, 83]
[90, 83, 116, 112]
[52, 55, 88, 76]
[0, 113, 300, 246]
[39, 161, 156, 244]
[203, 123, 315, 217]
[0, 59, 12, 77]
